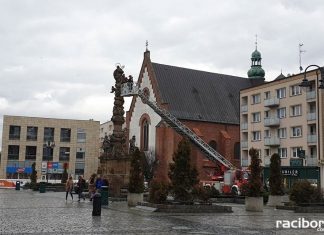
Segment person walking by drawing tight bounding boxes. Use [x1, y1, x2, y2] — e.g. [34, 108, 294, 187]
[65, 176, 74, 201]
[88, 174, 96, 201]
[77, 176, 86, 202]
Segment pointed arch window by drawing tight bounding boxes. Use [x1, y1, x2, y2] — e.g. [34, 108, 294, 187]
[209, 140, 217, 151]
[143, 120, 149, 151]
[139, 113, 151, 151]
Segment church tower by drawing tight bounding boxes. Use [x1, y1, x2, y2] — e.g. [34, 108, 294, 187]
[247, 36, 265, 79]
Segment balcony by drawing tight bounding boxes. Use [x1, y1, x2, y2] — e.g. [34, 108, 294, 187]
[306, 155, 318, 166]
[306, 90, 316, 100]
[241, 105, 248, 113]
[307, 134, 317, 144]
[307, 112, 316, 121]
[264, 117, 280, 127]
[264, 137, 280, 146]
[241, 141, 248, 149]
[241, 122, 248, 130]
[264, 98, 279, 107]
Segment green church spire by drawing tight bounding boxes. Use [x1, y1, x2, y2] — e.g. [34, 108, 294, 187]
[247, 35, 265, 79]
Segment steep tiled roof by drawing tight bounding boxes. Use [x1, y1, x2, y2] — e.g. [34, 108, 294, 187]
[152, 62, 262, 124]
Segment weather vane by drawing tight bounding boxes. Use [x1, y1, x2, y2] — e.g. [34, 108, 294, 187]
[146, 40, 149, 51]
[299, 43, 306, 72]
[255, 34, 258, 50]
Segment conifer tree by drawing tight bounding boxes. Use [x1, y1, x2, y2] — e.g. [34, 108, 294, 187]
[169, 138, 198, 202]
[247, 148, 262, 197]
[269, 153, 284, 195]
[128, 147, 145, 193]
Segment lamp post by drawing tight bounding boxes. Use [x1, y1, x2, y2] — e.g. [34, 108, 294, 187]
[299, 65, 324, 182]
[43, 140, 55, 183]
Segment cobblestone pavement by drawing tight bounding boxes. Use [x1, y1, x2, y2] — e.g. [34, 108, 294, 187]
[0, 189, 323, 234]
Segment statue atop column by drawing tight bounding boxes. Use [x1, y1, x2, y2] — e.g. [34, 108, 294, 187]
[108, 65, 128, 158]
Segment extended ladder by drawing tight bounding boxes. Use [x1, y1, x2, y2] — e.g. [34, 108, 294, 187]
[121, 83, 235, 169]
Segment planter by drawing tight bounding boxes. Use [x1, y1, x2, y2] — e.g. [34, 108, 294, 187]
[127, 193, 143, 207]
[267, 195, 283, 207]
[245, 196, 263, 212]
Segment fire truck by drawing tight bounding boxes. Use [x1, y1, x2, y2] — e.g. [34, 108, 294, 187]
[121, 81, 249, 194]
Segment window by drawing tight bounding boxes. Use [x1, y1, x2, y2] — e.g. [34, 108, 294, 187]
[277, 128, 287, 139]
[26, 126, 38, 141]
[234, 142, 240, 160]
[209, 140, 217, 150]
[25, 146, 37, 160]
[143, 120, 149, 151]
[265, 149, 270, 157]
[59, 147, 70, 161]
[76, 148, 85, 160]
[264, 91, 270, 100]
[109, 125, 113, 131]
[9, 125, 21, 140]
[292, 147, 302, 158]
[8, 145, 19, 160]
[278, 148, 287, 158]
[75, 162, 85, 175]
[44, 127, 55, 142]
[290, 104, 302, 117]
[252, 131, 261, 141]
[277, 107, 286, 119]
[276, 88, 286, 99]
[264, 130, 271, 138]
[291, 126, 302, 137]
[77, 128, 86, 143]
[252, 112, 261, 123]
[60, 128, 71, 142]
[264, 110, 269, 118]
[42, 146, 53, 161]
[251, 93, 261, 104]
[291, 85, 302, 96]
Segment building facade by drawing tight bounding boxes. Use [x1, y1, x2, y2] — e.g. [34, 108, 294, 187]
[126, 49, 263, 182]
[0, 115, 100, 181]
[240, 69, 324, 190]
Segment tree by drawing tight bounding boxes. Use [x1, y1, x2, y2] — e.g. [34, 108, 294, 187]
[30, 162, 37, 190]
[61, 163, 68, 184]
[247, 148, 262, 197]
[168, 138, 199, 202]
[128, 147, 145, 193]
[269, 153, 284, 195]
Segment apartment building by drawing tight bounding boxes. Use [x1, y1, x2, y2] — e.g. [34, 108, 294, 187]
[240, 69, 324, 190]
[0, 115, 100, 181]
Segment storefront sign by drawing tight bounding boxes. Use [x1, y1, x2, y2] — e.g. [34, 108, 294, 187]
[281, 169, 299, 176]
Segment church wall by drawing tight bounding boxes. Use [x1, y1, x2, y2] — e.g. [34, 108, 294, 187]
[128, 67, 161, 159]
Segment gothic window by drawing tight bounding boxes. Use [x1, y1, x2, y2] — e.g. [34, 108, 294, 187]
[142, 120, 149, 151]
[209, 140, 217, 150]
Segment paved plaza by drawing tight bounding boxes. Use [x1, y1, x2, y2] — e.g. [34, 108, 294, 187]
[0, 189, 323, 234]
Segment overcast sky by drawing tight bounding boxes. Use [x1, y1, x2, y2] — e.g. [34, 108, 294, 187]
[1, 0, 324, 149]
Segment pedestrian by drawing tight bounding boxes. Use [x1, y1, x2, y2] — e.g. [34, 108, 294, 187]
[102, 175, 109, 187]
[65, 176, 74, 201]
[88, 173, 96, 201]
[95, 175, 103, 191]
[77, 176, 86, 202]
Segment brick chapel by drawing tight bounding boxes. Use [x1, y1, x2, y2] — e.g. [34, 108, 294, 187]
[126, 48, 264, 182]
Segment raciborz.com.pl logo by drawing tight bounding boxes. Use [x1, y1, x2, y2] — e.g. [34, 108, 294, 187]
[276, 218, 324, 232]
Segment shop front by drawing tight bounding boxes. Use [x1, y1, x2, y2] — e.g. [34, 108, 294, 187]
[263, 166, 320, 189]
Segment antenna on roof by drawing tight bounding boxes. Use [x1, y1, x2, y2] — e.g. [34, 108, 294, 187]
[299, 43, 306, 72]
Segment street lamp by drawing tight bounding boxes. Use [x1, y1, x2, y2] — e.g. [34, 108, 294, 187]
[299, 65, 324, 170]
[43, 140, 55, 183]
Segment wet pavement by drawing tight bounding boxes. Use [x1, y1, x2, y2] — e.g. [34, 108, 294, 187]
[0, 189, 323, 234]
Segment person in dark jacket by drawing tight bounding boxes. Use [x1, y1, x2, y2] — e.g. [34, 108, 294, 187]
[77, 175, 86, 202]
